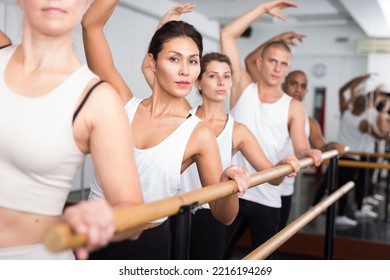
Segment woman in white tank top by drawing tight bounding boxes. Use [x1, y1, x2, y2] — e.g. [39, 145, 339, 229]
[0, 1, 143, 260]
[83, 2, 251, 260]
[180, 52, 300, 259]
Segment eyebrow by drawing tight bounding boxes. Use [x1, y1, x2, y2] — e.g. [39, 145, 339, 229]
[167, 51, 199, 58]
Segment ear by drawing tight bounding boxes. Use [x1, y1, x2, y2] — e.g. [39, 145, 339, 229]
[148, 53, 156, 73]
[256, 57, 262, 71]
[195, 79, 201, 91]
[281, 81, 286, 92]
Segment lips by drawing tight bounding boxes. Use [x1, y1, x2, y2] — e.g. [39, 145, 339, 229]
[42, 7, 65, 15]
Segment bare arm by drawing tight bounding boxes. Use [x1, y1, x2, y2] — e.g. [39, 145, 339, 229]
[245, 31, 305, 82]
[67, 81, 143, 259]
[220, 0, 298, 109]
[308, 117, 346, 153]
[339, 74, 371, 116]
[187, 124, 249, 225]
[82, 0, 133, 104]
[141, 4, 196, 88]
[0, 29, 11, 47]
[289, 100, 323, 166]
[233, 122, 300, 185]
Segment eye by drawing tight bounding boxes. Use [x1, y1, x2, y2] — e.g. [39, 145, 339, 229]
[209, 74, 216, 79]
[189, 59, 199, 65]
[170, 57, 179, 62]
[224, 74, 232, 80]
[281, 62, 289, 68]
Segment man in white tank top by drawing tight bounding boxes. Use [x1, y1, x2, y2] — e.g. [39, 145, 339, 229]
[220, 1, 323, 259]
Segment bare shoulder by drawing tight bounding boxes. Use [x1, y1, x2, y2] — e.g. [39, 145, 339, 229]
[190, 121, 216, 144]
[79, 80, 125, 121]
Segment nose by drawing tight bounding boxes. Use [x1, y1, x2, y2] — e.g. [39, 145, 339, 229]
[217, 76, 225, 86]
[180, 61, 189, 76]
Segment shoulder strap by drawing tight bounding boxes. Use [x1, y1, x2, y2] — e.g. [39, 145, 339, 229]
[72, 80, 105, 124]
[0, 44, 12, 50]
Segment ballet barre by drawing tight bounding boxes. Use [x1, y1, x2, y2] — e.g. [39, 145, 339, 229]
[44, 150, 341, 253]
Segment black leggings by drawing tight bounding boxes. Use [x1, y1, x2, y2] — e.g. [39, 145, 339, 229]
[189, 209, 226, 260]
[89, 220, 170, 260]
[279, 195, 292, 231]
[224, 199, 280, 260]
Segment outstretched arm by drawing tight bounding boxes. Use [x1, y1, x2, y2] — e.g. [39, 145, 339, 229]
[142, 4, 196, 88]
[220, 0, 298, 109]
[308, 117, 346, 154]
[0, 29, 12, 48]
[339, 74, 371, 116]
[233, 122, 300, 185]
[82, 0, 133, 104]
[289, 100, 323, 166]
[245, 31, 305, 82]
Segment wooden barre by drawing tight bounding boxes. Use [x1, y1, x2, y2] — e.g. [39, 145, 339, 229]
[338, 159, 390, 170]
[243, 181, 355, 260]
[346, 151, 390, 160]
[44, 150, 339, 252]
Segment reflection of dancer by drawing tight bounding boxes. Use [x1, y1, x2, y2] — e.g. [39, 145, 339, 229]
[180, 52, 300, 259]
[313, 75, 385, 224]
[220, 0, 322, 259]
[83, 1, 250, 259]
[0, 0, 143, 260]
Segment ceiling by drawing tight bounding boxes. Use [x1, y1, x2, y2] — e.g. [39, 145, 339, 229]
[174, 0, 390, 38]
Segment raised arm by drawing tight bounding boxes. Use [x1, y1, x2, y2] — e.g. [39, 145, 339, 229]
[220, 0, 298, 109]
[245, 31, 305, 82]
[339, 74, 371, 116]
[142, 4, 196, 88]
[0, 29, 12, 48]
[82, 0, 133, 104]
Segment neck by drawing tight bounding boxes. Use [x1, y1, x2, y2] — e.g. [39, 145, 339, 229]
[19, 23, 78, 72]
[197, 99, 226, 120]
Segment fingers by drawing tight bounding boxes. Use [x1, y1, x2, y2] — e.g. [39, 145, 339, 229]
[63, 200, 115, 260]
[221, 165, 251, 197]
[281, 155, 301, 177]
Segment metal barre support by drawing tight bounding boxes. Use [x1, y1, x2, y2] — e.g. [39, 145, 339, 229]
[169, 203, 197, 260]
[324, 155, 339, 260]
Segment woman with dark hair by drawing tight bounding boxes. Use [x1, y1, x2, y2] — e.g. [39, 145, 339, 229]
[180, 52, 300, 259]
[82, 1, 250, 260]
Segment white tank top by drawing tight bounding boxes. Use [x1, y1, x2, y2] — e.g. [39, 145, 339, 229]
[358, 107, 378, 153]
[0, 46, 96, 215]
[89, 97, 200, 223]
[231, 83, 291, 208]
[338, 110, 366, 155]
[280, 111, 310, 196]
[180, 107, 234, 210]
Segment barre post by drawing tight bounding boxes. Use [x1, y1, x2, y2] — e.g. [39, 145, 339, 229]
[324, 155, 339, 259]
[169, 203, 196, 260]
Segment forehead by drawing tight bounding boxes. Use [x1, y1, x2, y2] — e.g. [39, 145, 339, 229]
[161, 37, 199, 55]
[206, 60, 231, 72]
[288, 73, 308, 83]
[264, 46, 291, 60]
